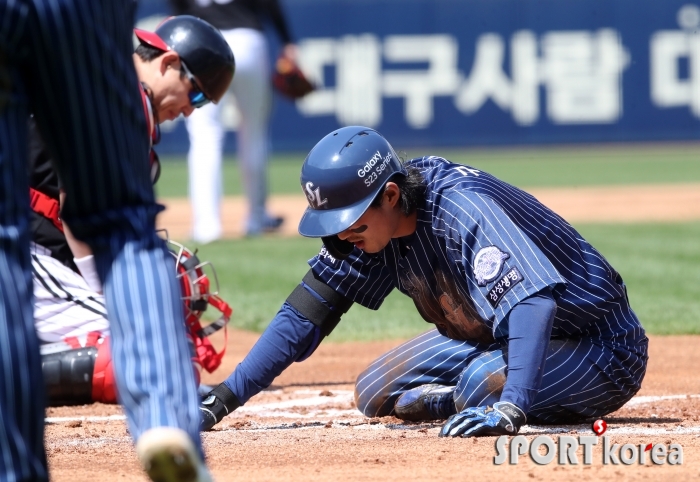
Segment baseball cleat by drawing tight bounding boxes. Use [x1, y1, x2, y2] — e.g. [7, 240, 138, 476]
[394, 384, 457, 421]
[262, 215, 284, 232]
[246, 214, 285, 236]
[136, 427, 213, 482]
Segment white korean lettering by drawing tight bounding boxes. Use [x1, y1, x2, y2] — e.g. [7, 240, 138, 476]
[650, 6, 700, 118]
[296, 29, 629, 129]
[455, 33, 512, 116]
[383, 35, 462, 128]
[297, 35, 383, 126]
[541, 29, 629, 124]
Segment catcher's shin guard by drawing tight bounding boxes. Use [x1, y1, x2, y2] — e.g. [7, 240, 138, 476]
[41, 336, 118, 406]
[43, 334, 201, 406]
[42, 345, 98, 406]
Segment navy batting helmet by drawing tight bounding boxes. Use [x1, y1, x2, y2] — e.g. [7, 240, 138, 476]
[134, 16, 235, 104]
[298, 126, 407, 251]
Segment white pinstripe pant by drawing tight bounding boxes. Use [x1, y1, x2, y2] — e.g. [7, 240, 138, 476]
[186, 27, 273, 239]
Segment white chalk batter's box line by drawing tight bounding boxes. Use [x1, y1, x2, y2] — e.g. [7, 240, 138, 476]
[45, 392, 700, 435]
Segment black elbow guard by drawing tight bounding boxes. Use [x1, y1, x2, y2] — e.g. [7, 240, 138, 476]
[286, 270, 353, 337]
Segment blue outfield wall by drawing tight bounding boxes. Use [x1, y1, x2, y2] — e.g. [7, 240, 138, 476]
[137, 0, 700, 153]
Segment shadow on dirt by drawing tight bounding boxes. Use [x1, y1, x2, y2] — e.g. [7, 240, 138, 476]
[605, 416, 683, 424]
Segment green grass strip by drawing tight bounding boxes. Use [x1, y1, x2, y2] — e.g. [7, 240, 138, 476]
[575, 222, 700, 336]
[197, 221, 700, 341]
[156, 144, 700, 198]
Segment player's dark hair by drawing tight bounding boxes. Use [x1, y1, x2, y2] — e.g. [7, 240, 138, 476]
[134, 44, 166, 62]
[370, 164, 425, 216]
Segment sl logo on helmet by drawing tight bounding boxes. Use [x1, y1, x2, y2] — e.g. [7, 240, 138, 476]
[305, 181, 328, 209]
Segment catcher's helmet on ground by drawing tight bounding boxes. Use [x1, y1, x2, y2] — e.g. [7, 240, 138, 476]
[298, 126, 406, 257]
[134, 16, 235, 104]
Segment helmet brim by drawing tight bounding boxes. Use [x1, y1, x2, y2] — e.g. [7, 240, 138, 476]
[134, 29, 171, 52]
[298, 195, 375, 238]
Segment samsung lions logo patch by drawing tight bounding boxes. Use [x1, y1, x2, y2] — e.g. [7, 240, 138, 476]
[305, 181, 328, 209]
[473, 246, 510, 287]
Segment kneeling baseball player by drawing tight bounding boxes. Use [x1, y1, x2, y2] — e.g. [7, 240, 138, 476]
[31, 16, 234, 407]
[200, 126, 648, 438]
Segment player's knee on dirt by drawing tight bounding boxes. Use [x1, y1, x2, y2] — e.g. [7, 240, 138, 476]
[354, 385, 392, 418]
[453, 350, 506, 411]
[353, 369, 396, 418]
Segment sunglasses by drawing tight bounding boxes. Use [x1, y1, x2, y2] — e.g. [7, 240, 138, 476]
[180, 61, 210, 108]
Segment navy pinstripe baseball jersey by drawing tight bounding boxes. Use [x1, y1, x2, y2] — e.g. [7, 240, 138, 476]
[220, 155, 646, 424]
[309, 156, 643, 346]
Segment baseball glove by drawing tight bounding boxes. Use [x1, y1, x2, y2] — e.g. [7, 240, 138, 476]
[272, 55, 315, 100]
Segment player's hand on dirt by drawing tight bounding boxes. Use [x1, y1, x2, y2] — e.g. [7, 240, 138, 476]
[439, 401, 526, 438]
[199, 383, 241, 431]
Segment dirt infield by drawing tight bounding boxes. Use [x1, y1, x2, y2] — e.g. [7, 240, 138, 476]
[156, 183, 700, 240]
[46, 331, 700, 481]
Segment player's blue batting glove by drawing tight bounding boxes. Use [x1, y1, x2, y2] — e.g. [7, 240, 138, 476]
[200, 383, 241, 431]
[439, 401, 526, 438]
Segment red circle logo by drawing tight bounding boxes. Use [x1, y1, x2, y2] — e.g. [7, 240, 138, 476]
[592, 419, 607, 436]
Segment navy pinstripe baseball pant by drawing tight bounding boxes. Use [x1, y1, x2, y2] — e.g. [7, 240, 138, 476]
[356, 304, 647, 423]
[0, 2, 202, 480]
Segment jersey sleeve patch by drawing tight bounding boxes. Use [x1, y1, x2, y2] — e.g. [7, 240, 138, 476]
[473, 245, 510, 287]
[487, 267, 524, 308]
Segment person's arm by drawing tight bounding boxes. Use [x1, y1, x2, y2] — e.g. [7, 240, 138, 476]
[499, 288, 557, 413]
[200, 271, 353, 429]
[263, 0, 298, 69]
[263, 0, 293, 45]
[60, 191, 102, 292]
[226, 302, 318, 398]
[440, 289, 556, 438]
[60, 191, 91, 258]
